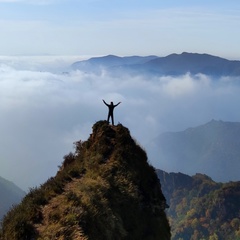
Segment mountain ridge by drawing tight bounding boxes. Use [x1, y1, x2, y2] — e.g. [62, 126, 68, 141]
[148, 119, 240, 183]
[71, 52, 240, 76]
[0, 121, 170, 240]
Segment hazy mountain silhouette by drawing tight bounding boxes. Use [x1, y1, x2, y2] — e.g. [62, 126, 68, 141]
[156, 169, 240, 240]
[71, 52, 240, 76]
[145, 52, 240, 76]
[0, 176, 25, 220]
[148, 120, 240, 182]
[72, 55, 158, 74]
[1, 121, 170, 240]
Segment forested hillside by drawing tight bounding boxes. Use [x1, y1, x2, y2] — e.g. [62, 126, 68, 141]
[157, 169, 240, 240]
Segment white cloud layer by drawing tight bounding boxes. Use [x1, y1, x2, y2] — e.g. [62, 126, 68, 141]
[1, 56, 240, 190]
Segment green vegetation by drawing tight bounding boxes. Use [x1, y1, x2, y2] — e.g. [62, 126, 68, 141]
[0, 121, 170, 240]
[157, 170, 240, 240]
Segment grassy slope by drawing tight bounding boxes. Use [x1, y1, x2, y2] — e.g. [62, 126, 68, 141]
[1, 121, 170, 240]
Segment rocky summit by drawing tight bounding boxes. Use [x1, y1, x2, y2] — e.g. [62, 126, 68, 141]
[0, 121, 170, 240]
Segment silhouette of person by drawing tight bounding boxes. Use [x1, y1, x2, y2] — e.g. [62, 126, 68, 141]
[102, 99, 121, 125]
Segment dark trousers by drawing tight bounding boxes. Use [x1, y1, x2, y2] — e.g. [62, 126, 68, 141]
[107, 113, 114, 125]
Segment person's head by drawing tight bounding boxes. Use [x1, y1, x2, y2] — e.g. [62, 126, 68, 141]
[111, 101, 113, 105]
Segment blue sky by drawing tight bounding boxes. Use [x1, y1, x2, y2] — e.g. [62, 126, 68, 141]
[0, 0, 240, 58]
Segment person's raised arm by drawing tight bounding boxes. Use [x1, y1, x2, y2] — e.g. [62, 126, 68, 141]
[102, 99, 108, 106]
[114, 102, 121, 107]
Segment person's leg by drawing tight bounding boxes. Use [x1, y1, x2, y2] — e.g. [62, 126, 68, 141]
[107, 113, 110, 123]
[111, 114, 114, 125]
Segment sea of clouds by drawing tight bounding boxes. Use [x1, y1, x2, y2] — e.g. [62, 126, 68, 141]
[1, 55, 240, 190]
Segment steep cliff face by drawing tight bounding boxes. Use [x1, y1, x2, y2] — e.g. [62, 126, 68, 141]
[1, 121, 170, 240]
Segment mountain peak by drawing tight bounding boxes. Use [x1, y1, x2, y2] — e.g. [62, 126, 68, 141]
[1, 121, 170, 240]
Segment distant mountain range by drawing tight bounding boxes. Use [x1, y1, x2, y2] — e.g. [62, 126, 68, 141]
[148, 120, 240, 183]
[0, 176, 25, 220]
[157, 169, 240, 240]
[72, 52, 240, 76]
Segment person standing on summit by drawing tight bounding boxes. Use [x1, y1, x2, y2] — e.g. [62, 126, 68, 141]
[102, 99, 121, 125]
